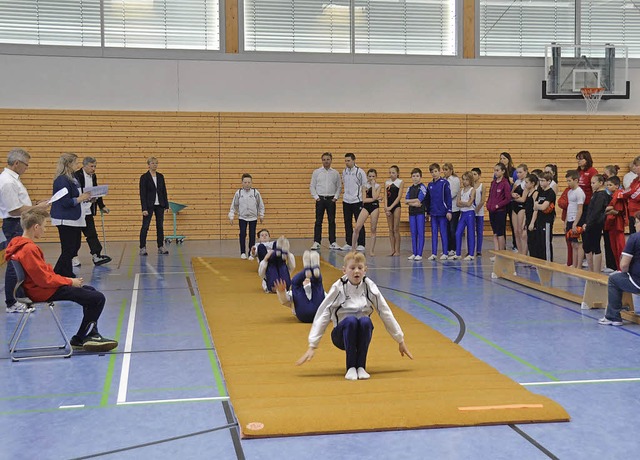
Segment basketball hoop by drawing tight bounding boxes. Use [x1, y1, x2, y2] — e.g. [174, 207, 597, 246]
[581, 87, 605, 114]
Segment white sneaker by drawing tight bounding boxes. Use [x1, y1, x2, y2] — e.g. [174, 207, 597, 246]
[598, 317, 623, 326]
[248, 255, 254, 261]
[357, 367, 370, 380]
[581, 302, 591, 310]
[329, 242, 340, 250]
[72, 257, 81, 267]
[512, 247, 518, 253]
[602, 267, 615, 274]
[464, 255, 475, 261]
[491, 272, 498, 279]
[490, 256, 496, 262]
[303, 250, 312, 278]
[440, 254, 448, 260]
[341, 244, 352, 251]
[448, 250, 456, 257]
[240, 253, 247, 259]
[345, 367, 358, 380]
[414, 255, 423, 261]
[450, 255, 460, 260]
[309, 251, 321, 278]
[407, 254, 415, 260]
[310, 242, 321, 250]
[356, 245, 366, 252]
[6, 301, 35, 314]
[428, 254, 437, 261]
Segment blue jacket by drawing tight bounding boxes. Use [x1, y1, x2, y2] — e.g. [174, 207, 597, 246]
[426, 178, 452, 216]
[50, 175, 83, 221]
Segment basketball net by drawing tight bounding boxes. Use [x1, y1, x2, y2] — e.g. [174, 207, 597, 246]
[581, 87, 605, 114]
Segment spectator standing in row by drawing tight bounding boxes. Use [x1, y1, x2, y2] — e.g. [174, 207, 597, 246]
[341, 153, 367, 252]
[310, 152, 341, 250]
[139, 157, 170, 256]
[229, 173, 265, 260]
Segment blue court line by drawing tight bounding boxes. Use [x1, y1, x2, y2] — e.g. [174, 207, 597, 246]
[444, 265, 640, 339]
[393, 291, 559, 381]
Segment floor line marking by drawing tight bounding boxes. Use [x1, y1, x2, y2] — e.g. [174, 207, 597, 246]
[117, 396, 229, 406]
[137, 271, 194, 276]
[59, 404, 85, 409]
[117, 273, 140, 404]
[145, 262, 160, 278]
[521, 377, 640, 386]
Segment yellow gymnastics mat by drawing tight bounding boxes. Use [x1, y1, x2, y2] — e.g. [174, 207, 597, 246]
[193, 257, 569, 438]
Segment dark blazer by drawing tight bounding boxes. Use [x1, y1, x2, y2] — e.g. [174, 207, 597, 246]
[74, 169, 105, 216]
[50, 175, 83, 221]
[139, 171, 169, 212]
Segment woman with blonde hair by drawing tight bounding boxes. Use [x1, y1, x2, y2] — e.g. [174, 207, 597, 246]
[50, 153, 91, 277]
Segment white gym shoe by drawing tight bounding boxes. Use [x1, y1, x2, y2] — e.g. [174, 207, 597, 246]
[72, 257, 81, 267]
[407, 254, 415, 260]
[357, 367, 370, 380]
[248, 255, 254, 261]
[240, 253, 247, 259]
[463, 255, 475, 261]
[440, 254, 448, 260]
[309, 251, 321, 278]
[428, 254, 437, 261]
[329, 242, 340, 250]
[310, 241, 321, 250]
[341, 244, 352, 251]
[414, 255, 423, 261]
[598, 317, 623, 326]
[303, 250, 312, 278]
[448, 250, 456, 257]
[6, 301, 35, 314]
[345, 367, 358, 380]
[490, 256, 496, 262]
[450, 255, 460, 260]
[356, 245, 366, 252]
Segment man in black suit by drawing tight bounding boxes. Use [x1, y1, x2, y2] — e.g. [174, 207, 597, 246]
[73, 157, 111, 266]
[139, 157, 169, 255]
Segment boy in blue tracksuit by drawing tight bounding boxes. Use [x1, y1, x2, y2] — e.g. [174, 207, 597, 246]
[405, 168, 428, 261]
[426, 163, 453, 260]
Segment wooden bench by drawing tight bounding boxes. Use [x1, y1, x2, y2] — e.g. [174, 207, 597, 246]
[490, 250, 640, 325]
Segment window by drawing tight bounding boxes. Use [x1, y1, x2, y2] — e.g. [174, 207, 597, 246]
[244, 0, 457, 55]
[0, 0, 220, 50]
[479, 0, 574, 57]
[0, 0, 101, 46]
[480, 0, 640, 58]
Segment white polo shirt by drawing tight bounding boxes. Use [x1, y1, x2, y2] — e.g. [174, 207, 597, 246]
[0, 167, 32, 219]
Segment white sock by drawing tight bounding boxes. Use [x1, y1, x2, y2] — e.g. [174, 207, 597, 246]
[345, 367, 358, 380]
[357, 367, 370, 380]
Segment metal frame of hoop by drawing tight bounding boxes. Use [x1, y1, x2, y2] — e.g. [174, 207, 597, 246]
[581, 87, 605, 114]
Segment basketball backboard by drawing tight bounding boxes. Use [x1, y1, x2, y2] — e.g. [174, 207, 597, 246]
[542, 43, 630, 100]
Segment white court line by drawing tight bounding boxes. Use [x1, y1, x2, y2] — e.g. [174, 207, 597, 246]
[117, 396, 229, 406]
[117, 273, 140, 404]
[521, 377, 640, 386]
[59, 404, 85, 409]
[145, 262, 160, 278]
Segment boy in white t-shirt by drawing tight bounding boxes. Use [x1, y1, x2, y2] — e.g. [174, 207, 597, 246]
[565, 170, 586, 268]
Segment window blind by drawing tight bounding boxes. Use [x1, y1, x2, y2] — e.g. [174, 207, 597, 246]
[479, 0, 575, 57]
[580, 0, 640, 57]
[354, 0, 456, 55]
[0, 0, 101, 46]
[104, 0, 220, 50]
[244, 0, 457, 55]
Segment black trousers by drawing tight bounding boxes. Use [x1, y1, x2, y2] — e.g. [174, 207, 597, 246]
[80, 214, 103, 256]
[48, 285, 105, 337]
[140, 205, 165, 249]
[447, 211, 460, 252]
[343, 201, 365, 247]
[54, 226, 82, 278]
[314, 197, 336, 244]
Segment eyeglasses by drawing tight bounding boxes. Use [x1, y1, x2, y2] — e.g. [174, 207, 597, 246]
[18, 160, 29, 167]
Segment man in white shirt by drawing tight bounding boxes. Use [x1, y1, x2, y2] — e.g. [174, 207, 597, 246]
[341, 153, 368, 251]
[0, 148, 48, 312]
[309, 152, 341, 250]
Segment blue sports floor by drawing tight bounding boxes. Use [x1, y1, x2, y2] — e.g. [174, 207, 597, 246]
[2, 237, 640, 460]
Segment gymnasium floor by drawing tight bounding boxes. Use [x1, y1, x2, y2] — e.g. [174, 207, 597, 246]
[1, 236, 639, 460]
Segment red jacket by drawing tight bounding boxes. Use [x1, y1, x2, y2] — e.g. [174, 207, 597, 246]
[621, 177, 640, 217]
[4, 236, 72, 302]
[605, 188, 627, 232]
